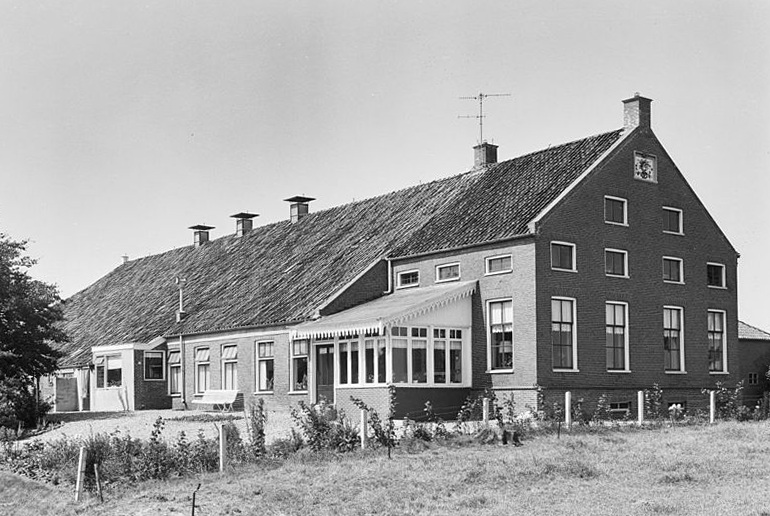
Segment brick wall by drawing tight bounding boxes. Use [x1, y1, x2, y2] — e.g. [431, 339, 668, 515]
[133, 348, 172, 410]
[534, 128, 739, 406]
[320, 260, 389, 316]
[335, 386, 470, 420]
[739, 340, 770, 405]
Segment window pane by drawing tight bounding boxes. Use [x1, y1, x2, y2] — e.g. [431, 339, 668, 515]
[145, 352, 164, 380]
[223, 362, 237, 390]
[449, 341, 462, 383]
[605, 198, 625, 224]
[411, 340, 427, 383]
[434, 340, 446, 383]
[350, 342, 359, 384]
[392, 339, 408, 383]
[96, 364, 105, 388]
[169, 366, 181, 394]
[551, 244, 573, 269]
[488, 256, 512, 273]
[365, 340, 375, 383]
[437, 264, 460, 281]
[377, 339, 387, 383]
[293, 357, 308, 390]
[107, 356, 122, 387]
[258, 360, 274, 391]
[339, 342, 348, 384]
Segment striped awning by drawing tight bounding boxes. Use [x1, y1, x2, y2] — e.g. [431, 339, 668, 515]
[292, 280, 476, 340]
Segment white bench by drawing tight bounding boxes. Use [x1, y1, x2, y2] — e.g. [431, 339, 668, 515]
[191, 390, 240, 412]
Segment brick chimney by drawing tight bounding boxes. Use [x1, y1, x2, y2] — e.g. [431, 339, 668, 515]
[230, 212, 258, 237]
[623, 93, 652, 131]
[189, 224, 214, 247]
[284, 196, 315, 223]
[473, 142, 498, 167]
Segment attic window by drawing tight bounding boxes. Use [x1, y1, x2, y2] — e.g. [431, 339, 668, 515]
[436, 263, 460, 283]
[397, 270, 419, 289]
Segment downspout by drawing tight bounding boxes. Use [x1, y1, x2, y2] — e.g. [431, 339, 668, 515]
[385, 257, 393, 294]
[175, 277, 188, 409]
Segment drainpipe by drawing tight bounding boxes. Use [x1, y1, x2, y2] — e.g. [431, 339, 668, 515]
[385, 257, 393, 294]
[175, 278, 188, 409]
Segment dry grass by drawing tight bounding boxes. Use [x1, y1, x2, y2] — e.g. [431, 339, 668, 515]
[4, 421, 770, 515]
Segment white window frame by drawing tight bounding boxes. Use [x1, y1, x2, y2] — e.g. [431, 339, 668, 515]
[396, 269, 420, 289]
[708, 309, 728, 374]
[485, 254, 513, 276]
[663, 207, 684, 235]
[255, 341, 275, 393]
[551, 296, 578, 372]
[486, 298, 515, 372]
[95, 354, 123, 389]
[194, 347, 211, 394]
[604, 196, 628, 226]
[221, 344, 238, 390]
[605, 248, 629, 278]
[550, 241, 577, 273]
[663, 306, 686, 374]
[435, 262, 461, 283]
[338, 337, 362, 386]
[663, 256, 684, 284]
[605, 301, 630, 372]
[168, 350, 181, 396]
[143, 351, 165, 381]
[290, 339, 309, 392]
[707, 262, 726, 289]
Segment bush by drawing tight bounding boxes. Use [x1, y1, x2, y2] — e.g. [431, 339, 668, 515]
[645, 383, 665, 420]
[244, 399, 268, 457]
[291, 399, 358, 452]
[350, 384, 398, 456]
[0, 378, 52, 430]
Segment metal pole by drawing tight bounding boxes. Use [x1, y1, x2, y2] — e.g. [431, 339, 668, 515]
[565, 391, 572, 429]
[637, 390, 644, 425]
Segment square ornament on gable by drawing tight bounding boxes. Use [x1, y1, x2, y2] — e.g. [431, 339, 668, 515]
[634, 151, 657, 183]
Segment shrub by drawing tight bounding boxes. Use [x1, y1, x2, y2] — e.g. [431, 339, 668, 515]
[705, 381, 746, 421]
[244, 398, 268, 458]
[644, 383, 665, 420]
[350, 384, 398, 457]
[291, 399, 358, 452]
[593, 394, 612, 423]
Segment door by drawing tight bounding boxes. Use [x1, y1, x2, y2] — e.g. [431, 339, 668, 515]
[315, 344, 335, 404]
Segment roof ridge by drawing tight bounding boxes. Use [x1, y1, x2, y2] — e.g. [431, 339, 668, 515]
[498, 128, 625, 165]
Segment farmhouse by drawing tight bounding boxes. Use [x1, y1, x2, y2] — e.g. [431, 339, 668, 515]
[44, 94, 740, 417]
[738, 321, 770, 406]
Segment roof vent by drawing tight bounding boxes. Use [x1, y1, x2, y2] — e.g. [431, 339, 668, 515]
[473, 142, 498, 167]
[189, 224, 214, 247]
[622, 93, 652, 131]
[284, 196, 315, 223]
[230, 212, 259, 237]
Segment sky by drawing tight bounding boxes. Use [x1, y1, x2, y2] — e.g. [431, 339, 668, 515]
[1, 1, 768, 330]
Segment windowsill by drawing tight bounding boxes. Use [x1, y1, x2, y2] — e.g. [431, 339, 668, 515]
[144, 379, 166, 382]
[607, 369, 631, 374]
[605, 221, 628, 227]
[485, 270, 512, 276]
[663, 280, 685, 285]
[288, 390, 308, 395]
[487, 369, 514, 374]
[665, 370, 687, 375]
[709, 371, 730, 375]
[388, 383, 469, 388]
[396, 283, 419, 290]
[663, 231, 684, 236]
[553, 368, 579, 373]
[254, 391, 274, 395]
[96, 386, 124, 390]
[552, 267, 578, 273]
[606, 274, 630, 279]
[170, 393, 181, 398]
[707, 285, 727, 290]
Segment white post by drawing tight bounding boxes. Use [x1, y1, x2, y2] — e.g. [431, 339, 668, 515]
[637, 391, 644, 425]
[710, 390, 716, 424]
[219, 424, 227, 473]
[482, 398, 490, 424]
[75, 446, 87, 502]
[565, 391, 572, 428]
[360, 409, 368, 449]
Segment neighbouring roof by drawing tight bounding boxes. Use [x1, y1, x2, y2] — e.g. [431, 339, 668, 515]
[57, 128, 625, 368]
[739, 321, 770, 341]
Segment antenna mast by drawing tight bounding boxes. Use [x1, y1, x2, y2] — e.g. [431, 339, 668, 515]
[459, 92, 511, 144]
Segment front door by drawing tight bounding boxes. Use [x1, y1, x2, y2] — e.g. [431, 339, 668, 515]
[315, 344, 335, 404]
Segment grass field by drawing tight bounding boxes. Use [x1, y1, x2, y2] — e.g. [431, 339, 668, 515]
[3, 421, 770, 515]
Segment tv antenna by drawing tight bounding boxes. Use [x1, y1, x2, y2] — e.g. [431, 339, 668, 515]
[459, 92, 511, 144]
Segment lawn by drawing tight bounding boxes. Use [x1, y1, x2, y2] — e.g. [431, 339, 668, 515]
[3, 421, 770, 515]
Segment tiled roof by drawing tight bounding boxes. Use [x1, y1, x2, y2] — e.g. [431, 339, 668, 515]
[739, 321, 770, 341]
[58, 128, 625, 367]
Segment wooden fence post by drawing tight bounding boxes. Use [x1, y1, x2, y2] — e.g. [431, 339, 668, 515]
[482, 398, 489, 424]
[219, 424, 227, 473]
[637, 390, 644, 425]
[360, 409, 368, 449]
[710, 390, 716, 424]
[565, 391, 572, 429]
[74, 446, 87, 502]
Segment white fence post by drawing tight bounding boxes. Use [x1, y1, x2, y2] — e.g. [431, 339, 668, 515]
[710, 390, 716, 424]
[75, 446, 87, 502]
[482, 398, 490, 424]
[219, 424, 227, 473]
[565, 391, 572, 428]
[637, 390, 644, 425]
[360, 409, 368, 449]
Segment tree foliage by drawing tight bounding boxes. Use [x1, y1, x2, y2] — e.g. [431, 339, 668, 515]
[0, 233, 65, 381]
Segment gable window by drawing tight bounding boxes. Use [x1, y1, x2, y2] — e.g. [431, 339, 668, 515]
[663, 307, 684, 372]
[663, 207, 683, 235]
[144, 351, 164, 380]
[291, 340, 309, 391]
[221, 345, 238, 390]
[397, 270, 419, 289]
[256, 341, 274, 392]
[168, 351, 181, 395]
[486, 255, 513, 275]
[436, 263, 460, 283]
[663, 257, 684, 284]
[551, 242, 576, 272]
[95, 355, 122, 388]
[195, 348, 211, 393]
[604, 196, 627, 225]
[748, 372, 759, 385]
[605, 249, 628, 277]
[551, 298, 576, 371]
[606, 302, 629, 371]
[707, 263, 726, 288]
[708, 310, 727, 373]
[489, 300, 514, 370]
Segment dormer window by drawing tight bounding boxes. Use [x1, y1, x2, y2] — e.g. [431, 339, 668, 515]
[397, 270, 419, 289]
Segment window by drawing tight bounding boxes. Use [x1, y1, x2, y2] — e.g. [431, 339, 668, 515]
[605, 249, 628, 277]
[221, 345, 238, 390]
[410, 327, 428, 383]
[195, 348, 211, 393]
[291, 340, 309, 391]
[708, 310, 727, 373]
[707, 263, 726, 288]
[609, 401, 631, 417]
[362, 337, 386, 384]
[604, 196, 627, 225]
[144, 351, 164, 380]
[663, 307, 684, 372]
[663, 207, 683, 235]
[397, 270, 419, 288]
[663, 257, 683, 283]
[486, 255, 512, 275]
[168, 351, 181, 395]
[436, 263, 460, 282]
[256, 341, 274, 392]
[95, 355, 122, 388]
[551, 298, 576, 370]
[391, 326, 408, 383]
[749, 372, 759, 385]
[606, 302, 628, 371]
[489, 300, 514, 370]
[551, 242, 576, 272]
